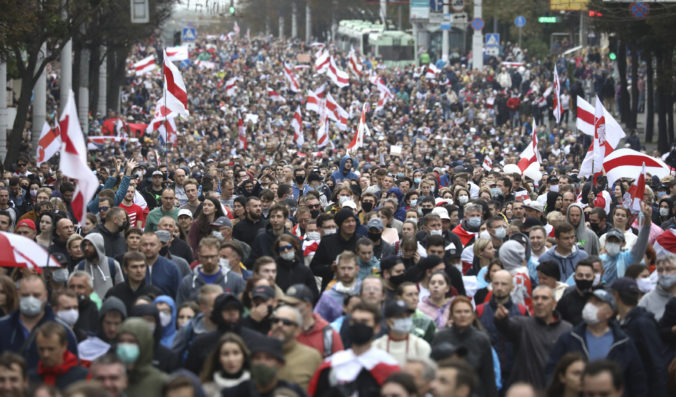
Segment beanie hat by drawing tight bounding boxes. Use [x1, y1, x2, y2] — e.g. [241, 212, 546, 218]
[498, 240, 526, 272]
[334, 208, 357, 228]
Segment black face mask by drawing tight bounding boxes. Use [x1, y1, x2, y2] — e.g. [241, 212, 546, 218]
[575, 278, 593, 292]
[347, 322, 374, 345]
[389, 273, 407, 286]
[421, 208, 433, 216]
[295, 175, 305, 185]
[310, 209, 320, 218]
[362, 202, 374, 213]
[367, 231, 382, 243]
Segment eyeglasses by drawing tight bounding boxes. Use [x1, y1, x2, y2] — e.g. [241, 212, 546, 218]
[279, 244, 294, 252]
[99, 206, 110, 212]
[270, 317, 297, 327]
[308, 204, 321, 209]
[17, 163, 26, 167]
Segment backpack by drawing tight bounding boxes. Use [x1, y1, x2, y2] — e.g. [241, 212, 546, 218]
[322, 325, 334, 358]
[476, 302, 527, 318]
[77, 258, 118, 285]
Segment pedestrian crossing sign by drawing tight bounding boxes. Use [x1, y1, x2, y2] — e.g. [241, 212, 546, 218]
[182, 28, 196, 42]
[485, 33, 499, 47]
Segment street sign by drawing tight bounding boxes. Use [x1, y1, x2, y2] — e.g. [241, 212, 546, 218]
[514, 15, 526, 27]
[471, 17, 484, 31]
[485, 33, 500, 47]
[430, 0, 443, 12]
[630, 2, 649, 19]
[538, 16, 558, 23]
[410, 0, 430, 20]
[441, 13, 452, 30]
[451, 0, 465, 12]
[182, 27, 196, 42]
[485, 47, 499, 57]
[452, 12, 468, 29]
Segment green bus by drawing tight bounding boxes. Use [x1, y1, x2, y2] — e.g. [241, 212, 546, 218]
[336, 20, 415, 67]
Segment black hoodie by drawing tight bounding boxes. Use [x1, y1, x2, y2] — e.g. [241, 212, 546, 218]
[129, 304, 180, 373]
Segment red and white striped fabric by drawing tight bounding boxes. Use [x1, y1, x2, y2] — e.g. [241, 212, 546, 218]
[347, 104, 369, 153]
[58, 90, 99, 226]
[576, 96, 624, 144]
[267, 88, 286, 102]
[603, 148, 671, 186]
[162, 50, 189, 117]
[552, 65, 563, 123]
[316, 99, 329, 148]
[224, 77, 240, 96]
[306, 85, 326, 113]
[327, 56, 350, 88]
[165, 46, 189, 62]
[195, 60, 216, 69]
[425, 63, 440, 79]
[325, 93, 349, 131]
[314, 49, 330, 74]
[622, 162, 646, 214]
[482, 156, 493, 171]
[233, 21, 240, 35]
[133, 55, 156, 75]
[292, 105, 304, 147]
[579, 97, 624, 178]
[0, 232, 61, 272]
[375, 89, 392, 113]
[516, 119, 542, 179]
[348, 47, 363, 77]
[36, 122, 61, 166]
[87, 136, 127, 144]
[283, 63, 301, 92]
[238, 117, 247, 150]
[151, 116, 178, 146]
[654, 229, 676, 257]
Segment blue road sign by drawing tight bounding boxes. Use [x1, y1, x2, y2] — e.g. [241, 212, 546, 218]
[630, 2, 649, 19]
[514, 15, 526, 27]
[485, 33, 500, 47]
[182, 27, 196, 42]
[441, 13, 452, 30]
[471, 17, 484, 31]
[430, 0, 443, 12]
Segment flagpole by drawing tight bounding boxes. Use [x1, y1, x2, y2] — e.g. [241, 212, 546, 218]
[162, 50, 169, 185]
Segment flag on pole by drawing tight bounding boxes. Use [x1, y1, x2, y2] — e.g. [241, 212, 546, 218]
[348, 47, 363, 77]
[592, 97, 606, 174]
[603, 148, 671, 186]
[552, 65, 563, 124]
[165, 46, 189, 62]
[316, 99, 329, 148]
[515, 119, 542, 181]
[162, 50, 189, 117]
[283, 63, 300, 92]
[622, 162, 646, 214]
[314, 49, 330, 74]
[224, 77, 240, 96]
[292, 106, 304, 147]
[579, 96, 622, 178]
[133, 56, 156, 75]
[238, 117, 247, 150]
[576, 96, 625, 144]
[58, 90, 98, 226]
[267, 88, 286, 103]
[233, 21, 240, 35]
[482, 156, 493, 171]
[425, 64, 440, 79]
[327, 56, 349, 88]
[36, 122, 61, 166]
[348, 104, 369, 153]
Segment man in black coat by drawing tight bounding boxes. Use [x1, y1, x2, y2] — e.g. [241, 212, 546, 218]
[232, 196, 268, 246]
[310, 208, 359, 291]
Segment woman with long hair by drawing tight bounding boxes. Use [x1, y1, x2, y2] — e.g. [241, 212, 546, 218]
[473, 260, 504, 305]
[417, 270, 455, 329]
[36, 212, 55, 248]
[600, 206, 637, 250]
[0, 275, 18, 316]
[231, 196, 247, 225]
[467, 238, 495, 276]
[545, 353, 586, 397]
[200, 333, 251, 396]
[189, 196, 225, 255]
[273, 234, 317, 299]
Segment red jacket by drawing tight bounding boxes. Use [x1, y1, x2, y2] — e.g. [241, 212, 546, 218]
[297, 312, 344, 358]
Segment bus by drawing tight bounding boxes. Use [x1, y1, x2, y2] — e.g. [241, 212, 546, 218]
[336, 20, 415, 67]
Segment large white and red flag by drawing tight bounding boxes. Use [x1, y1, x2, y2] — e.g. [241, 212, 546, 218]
[603, 148, 671, 186]
[306, 85, 326, 114]
[347, 104, 369, 153]
[165, 46, 189, 62]
[292, 106, 304, 147]
[552, 65, 563, 123]
[238, 117, 247, 150]
[267, 88, 286, 103]
[162, 50, 189, 117]
[36, 122, 61, 166]
[348, 47, 363, 77]
[133, 55, 156, 75]
[283, 63, 301, 92]
[482, 156, 493, 171]
[325, 93, 349, 131]
[316, 99, 329, 148]
[224, 77, 240, 96]
[58, 90, 98, 225]
[314, 49, 330, 74]
[579, 96, 624, 178]
[515, 119, 542, 181]
[327, 56, 349, 88]
[576, 96, 625, 143]
[622, 162, 646, 214]
[425, 63, 440, 79]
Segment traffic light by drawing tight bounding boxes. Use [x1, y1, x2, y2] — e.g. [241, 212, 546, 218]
[609, 52, 616, 60]
[588, 10, 603, 17]
[229, 5, 236, 15]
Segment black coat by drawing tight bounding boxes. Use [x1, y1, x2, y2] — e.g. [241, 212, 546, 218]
[232, 217, 268, 246]
[29, 364, 89, 391]
[185, 325, 261, 375]
[310, 232, 358, 291]
[555, 286, 589, 326]
[74, 298, 99, 342]
[221, 379, 307, 397]
[170, 237, 194, 264]
[105, 280, 163, 313]
[276, 257, 319, 303]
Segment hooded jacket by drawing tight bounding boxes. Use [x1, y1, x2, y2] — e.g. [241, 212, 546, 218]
[538, 245, 589, 283]
[176, 262, 244, 306]
[77, 233, 124, 298]
[386, 187, 407, 222]
[78, 296, 127, 364]
[314, 279, 361, 324]
[129, 304, 180, 373]
[566, 203, 600, 256]
[118, 318, 168, 397]
[93, 222, 127, 259]
[330, 155, 359, 183]
[154, 295, 177, 348]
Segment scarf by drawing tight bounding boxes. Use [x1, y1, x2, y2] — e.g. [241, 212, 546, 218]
[213, 370, 250, 389]
[37, 350, 79, 385]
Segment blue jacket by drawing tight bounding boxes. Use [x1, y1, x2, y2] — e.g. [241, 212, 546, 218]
[546, 322, 647, 397]
[600, 220, 650, 284]
[386, 187, 407, 222]
[538, 246, 589, 282]
[330, 155, 359, 183]
[0, 306, 79, 371]
[145, 256, 181, 299]
[314, 280, 361, 324]
[87, 175, 131, 214]
[154, 295, 177, 348]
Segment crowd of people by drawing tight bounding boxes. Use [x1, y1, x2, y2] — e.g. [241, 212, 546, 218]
[0, 28, 673, 397]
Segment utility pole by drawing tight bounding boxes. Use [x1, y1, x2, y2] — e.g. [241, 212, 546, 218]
[78, 42, 90, 132]
[305, 2, 311, 42]
[0, 60, 7, 162]
[380, 0, 387, 25]
[442, 0, 449, 62]
[97, 45, 107, 116]
[291, 0, 298, 38]
[471, 0, 483, 70]
[32, 43, 47, 153]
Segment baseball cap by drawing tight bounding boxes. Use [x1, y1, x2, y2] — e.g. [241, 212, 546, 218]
[211, 216, 232, 228]
[610, 278, 640, 298]
[152, 170, 163, 177]
[592, 289, 616, 311]
[16, 219, 36, 231]
[523, 216, 543, 229]
[432, 207, 450, 220]
[384, 300, 414, 318]
[605, 228, 625, 242]
[252, 285, 275, 301]
[282, 284, 314, 305]
[342, 199, 358, 210]
[367, 217, 384, 231]
[178, 209, 193, 218]
[523, 200, 544, 213]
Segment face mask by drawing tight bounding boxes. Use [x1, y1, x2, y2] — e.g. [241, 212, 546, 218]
[550, 185, 560, 193]
[582, 303, 600, 325]
[592, 273, 602, 287]
[116, 343, 140, 365]
[52, 268, 69, 283]
[323, 228, 336, 236]
[339, 196, 350, 205]
[421, 208, 433, 216]
[391, 317, 413, 334]
[637, 277, 654, 293]
[605, 242, 621, 257]
[362, 202, 374, 213]
[409, 199, 417, 207]
[211, 231, 224, 241]
[159, 311, 172, 327]
[250, 363, 278, 387]
[660, 207, 670, 217]
[493, 226, 506, 239]
[280, 251, 295, 261]
[658, 273, 676, 290]
[389, 273, 407, 286]
[430, 229, 443, 236]
[30, 189, 38, 197]
[368, 231, 382, 242]
[414, 177, 421, 184]
[458, 195, 469, 204]
[57, 309, 79, 326]
[406, 218, 418, 224]
[490, 187, 502, 198]
[19, 296, 43, 317]
[310, 209, 320, 218]
[219, 258, 230, 269]
[306, 231, 320, 241]
[575, 278, 593, 292]
[347, 322, 374, 345]
[468, 217, 482, 228]
[295, 176, 305, 185]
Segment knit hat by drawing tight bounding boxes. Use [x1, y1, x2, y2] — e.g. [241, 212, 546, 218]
[498, 240, 526, 271]
[334, 208, 357, 227]
[536, 260, 561, 280]
[250, 334, 285, 363]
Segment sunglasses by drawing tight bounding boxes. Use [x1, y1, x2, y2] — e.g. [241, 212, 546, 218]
[270, 317, 297, 327]
[279, 244, 294, 252]
[99, 206, 110, 212]
[308, 204, 321, 209]
[17, 163, 26, 167]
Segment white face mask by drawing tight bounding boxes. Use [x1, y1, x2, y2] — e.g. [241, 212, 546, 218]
[406, 218, 418, 224]
[592, 273, 602, 287]
[391, 317, 414, 334]
[280, 251, 295, 261]
[582, 303, 600, 325]
[306, 231, 321, 241]
[458, 196, 469, 204]
[159, 311, 172, 327]
[323, 228, 337, 236]
[493, 226, 506, 239]
[550, 185, 559, 193]
[660, 207, 670, 217]
[211, 231, 224, 241]
[57, 309, 79, 326]
[605, 242, 621, 257]
[219, 258, 231, 269]
[430, 229, 443, 236]
[636, 277, 654, 293]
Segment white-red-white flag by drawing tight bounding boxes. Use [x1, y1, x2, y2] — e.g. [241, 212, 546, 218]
[516, 119, 542, 181]
[576, 96, 625, 144]
[165, 46, 189, 62]
[133, 55, 156, 75]
[314, 49, 330, 74]
[316, 99, 329, 148]
[162, 50, 189, 117]
[238, 117, 247, 150]
[224, 77, 240, 96]
[305, 85, 326, 114]
[348, 47, 363, 77]
[348, 104, 369, 153]
[622, 162, 646, 214]
[425, 63, 440, 79]
[283, 63, 300, 93]
[579, 96, 620, 178]
[58, 90, 98, 226]
[327, 56, 349, 88]
[325, 93, 349, 131]
[36, 122, 61, 166]
[482, 156, 493, 171]
[292, 106, 304, 147]
[233, 21, 240, 35]
[267, 88, 286, 103]
[552, 65, 563, 123]
[603, 148, 671, 187]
